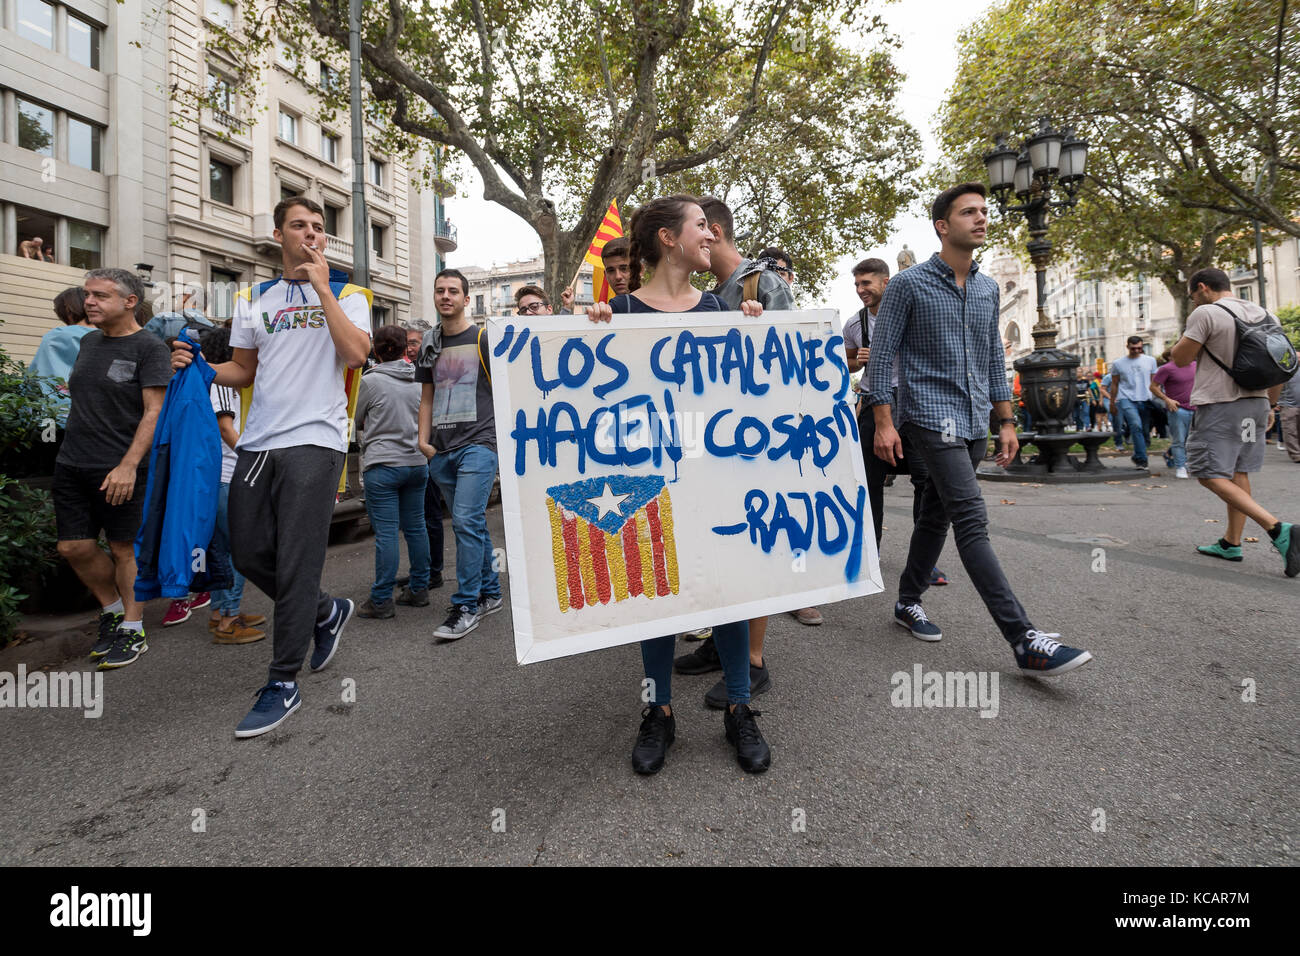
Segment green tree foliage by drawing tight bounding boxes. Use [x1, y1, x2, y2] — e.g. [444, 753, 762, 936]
[186, 0, 917, 302]
[936, 0, 1295, 327]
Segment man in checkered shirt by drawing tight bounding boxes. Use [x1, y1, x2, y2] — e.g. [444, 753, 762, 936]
[865, 182, 1094, 677]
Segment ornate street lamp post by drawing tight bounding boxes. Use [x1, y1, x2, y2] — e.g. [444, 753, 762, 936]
[981, 118, 1120, 481]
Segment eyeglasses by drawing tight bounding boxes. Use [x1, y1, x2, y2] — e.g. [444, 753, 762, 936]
[516, 302, 547, 314]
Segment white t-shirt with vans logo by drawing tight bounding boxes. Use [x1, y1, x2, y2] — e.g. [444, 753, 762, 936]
[229, 278, 371, 452]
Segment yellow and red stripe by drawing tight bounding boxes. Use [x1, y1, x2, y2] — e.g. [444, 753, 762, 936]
[582, 200, 624, 304]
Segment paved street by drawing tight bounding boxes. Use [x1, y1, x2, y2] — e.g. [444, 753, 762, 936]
[2, 458, 1297, 866]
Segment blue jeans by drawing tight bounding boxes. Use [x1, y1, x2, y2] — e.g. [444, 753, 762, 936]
[1167, 406, 1193, 469]
[1073, 398, 1090, 431]
[1116, 397, 1152, 463]
[209, 481, 246, 615]
[641, 620, 750, 706]
[364, 464, 431, 603]
[428, 443, 500, 609]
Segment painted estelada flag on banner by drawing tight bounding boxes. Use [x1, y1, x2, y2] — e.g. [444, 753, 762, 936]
[582, 200, 623, 304]
[544, 474, 679, 612]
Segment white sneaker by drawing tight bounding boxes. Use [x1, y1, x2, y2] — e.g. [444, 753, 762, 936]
[434, 605, 480, 640]
[1175, 466, 1189, 479]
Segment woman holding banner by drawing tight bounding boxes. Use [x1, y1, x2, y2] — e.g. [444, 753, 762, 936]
[587, 194, 771, 776]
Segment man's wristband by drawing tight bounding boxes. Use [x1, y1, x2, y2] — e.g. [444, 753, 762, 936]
[998, 418, 1017, 428]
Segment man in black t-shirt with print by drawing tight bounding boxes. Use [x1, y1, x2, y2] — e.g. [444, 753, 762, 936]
[416, 268, 503, 640]
[55, 268, 172, 670]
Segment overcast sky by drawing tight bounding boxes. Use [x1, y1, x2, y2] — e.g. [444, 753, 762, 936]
[441, 0, 996, 324]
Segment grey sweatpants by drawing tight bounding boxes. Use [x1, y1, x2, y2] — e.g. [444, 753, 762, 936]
[229, 445, 344, 682]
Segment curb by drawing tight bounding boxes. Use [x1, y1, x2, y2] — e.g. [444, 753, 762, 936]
[1, 618, 97, 672]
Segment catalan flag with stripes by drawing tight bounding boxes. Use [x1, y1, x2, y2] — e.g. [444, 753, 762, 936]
[582, 200, 624, 304]
[545, 474, 680, 613]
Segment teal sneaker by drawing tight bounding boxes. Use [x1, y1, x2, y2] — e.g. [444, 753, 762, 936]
[1273, 523, 1300, 577]
[1197, 541, 1243, 562]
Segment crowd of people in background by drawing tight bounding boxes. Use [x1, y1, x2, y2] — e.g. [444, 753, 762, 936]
[20, 184, 1299, 773]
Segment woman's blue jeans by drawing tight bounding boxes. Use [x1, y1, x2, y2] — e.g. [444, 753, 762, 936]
[1167, 406, 1194, 469]
[641, 620, 751, 707]
[364, 464, 431, 604]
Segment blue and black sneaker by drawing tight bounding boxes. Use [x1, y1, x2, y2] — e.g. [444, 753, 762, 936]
[98, 627, 148, 670]
[1013, 629, 1093, 676]
[234, 682, 301, 739]
[89, 610, 123, 659]
[310, 598, 354, 672]
[894, 602, 942, 642]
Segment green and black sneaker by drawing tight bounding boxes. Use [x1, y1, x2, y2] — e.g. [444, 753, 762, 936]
[98, 627, 148, 670]
[1197, 539, 1243, 562]
[1272, 522, 1300, 578]
[89, 610, 123, 659]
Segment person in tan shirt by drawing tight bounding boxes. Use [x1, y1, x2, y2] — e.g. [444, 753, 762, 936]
[1170, 267, 1297, 576]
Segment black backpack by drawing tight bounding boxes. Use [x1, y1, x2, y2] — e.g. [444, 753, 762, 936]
[1201, 302, 1298, 390]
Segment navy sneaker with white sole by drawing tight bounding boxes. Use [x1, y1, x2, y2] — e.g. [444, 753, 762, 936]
[894, 602, 942, 642]
[235, 682, 301, 738]
[1013, 630, 1093, 676]
[310, 598, 354, 672]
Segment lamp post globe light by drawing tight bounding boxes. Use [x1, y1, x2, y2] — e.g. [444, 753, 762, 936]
[979, 117, 1124, 482]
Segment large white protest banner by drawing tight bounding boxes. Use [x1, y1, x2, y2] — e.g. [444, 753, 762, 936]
[489, 310, 882, 664]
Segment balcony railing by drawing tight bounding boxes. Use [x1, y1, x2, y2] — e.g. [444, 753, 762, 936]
[367, 181, 393, 205]
[434, 218, 458, 253]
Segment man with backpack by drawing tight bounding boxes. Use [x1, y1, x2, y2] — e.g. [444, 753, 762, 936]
[1171, 268, 1299, 576]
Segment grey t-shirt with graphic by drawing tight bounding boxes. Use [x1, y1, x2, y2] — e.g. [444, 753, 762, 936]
[57, 329, 172, 470]
[413, 324, 496, 453]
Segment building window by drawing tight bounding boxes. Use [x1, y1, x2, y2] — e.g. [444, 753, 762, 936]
[475, 294, 484, 314]
[371, 223, 385, 258]
[1236, 285, 1253, 301]
[16, 0, 55, 49]
[208, 73, 232, 112]
[209, 158, 235, 205]
[323, 204, 341, 236]
[66, 14, 101, 70]
[17, 99, 55, 155]
[373, 305, 390, 325]
[321, 132, 340, 165]
[368, 157, 384, 187]
[206, 0, 236, 28]
[210, 267, 241, 320]
[276, 40, 299, 72]
[319, 63, 340, 92]
[68, 219, 102, 269]
[278, 109, 298, 144]
[15, 206, 58, 261]
[67, 117, 101, 172]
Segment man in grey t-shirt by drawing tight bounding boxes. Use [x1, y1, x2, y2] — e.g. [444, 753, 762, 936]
[416, 268, 503, 638]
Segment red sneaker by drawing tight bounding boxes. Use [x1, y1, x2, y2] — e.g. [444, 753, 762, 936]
[161, 599, 192, 627]
[188, 591, 211, 611]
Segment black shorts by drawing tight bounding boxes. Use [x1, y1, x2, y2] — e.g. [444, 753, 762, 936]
[52, 462, 148, 543]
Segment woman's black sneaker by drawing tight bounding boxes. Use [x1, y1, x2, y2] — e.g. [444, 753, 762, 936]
[674, 636, 721, 674]
[723, 703, 771, 773]
[631, 705, 676, 775]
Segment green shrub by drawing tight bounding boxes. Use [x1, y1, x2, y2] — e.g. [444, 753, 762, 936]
[0, 476, 58, 643]
[0, 345, 62, 457]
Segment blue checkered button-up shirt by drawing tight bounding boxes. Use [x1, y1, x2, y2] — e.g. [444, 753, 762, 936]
[866, 252, 1011, 441]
